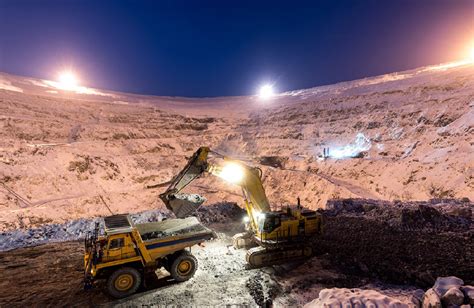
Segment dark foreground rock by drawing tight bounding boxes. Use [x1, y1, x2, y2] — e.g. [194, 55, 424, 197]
[315, 198, 473, 287]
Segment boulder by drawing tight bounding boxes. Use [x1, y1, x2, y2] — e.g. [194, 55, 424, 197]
[460, 286, 474, 305]
[422, 288, 442, 308]
[433, 276, 464, 297]
[304, 288, 411, 308]
[441, 287, 464, 306]
[410, 289, 425, 306]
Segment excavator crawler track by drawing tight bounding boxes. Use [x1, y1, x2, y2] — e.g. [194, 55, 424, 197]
[245, 245, 313, 268]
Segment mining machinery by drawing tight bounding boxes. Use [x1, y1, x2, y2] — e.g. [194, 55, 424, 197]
[159, 147, 322, 267]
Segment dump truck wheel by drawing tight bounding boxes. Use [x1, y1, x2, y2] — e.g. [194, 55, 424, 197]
[106, 267, 141, 298]
[170, 251, 197, 282]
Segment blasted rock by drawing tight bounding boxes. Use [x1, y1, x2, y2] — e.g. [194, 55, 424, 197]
[460, 285, 474, 305]
[422, 288, 442, 308]
[441, 287, 464, 306]
[433, 276, 464, 297]
[304, 288, 410, 308]
[410, 289, 425, 307]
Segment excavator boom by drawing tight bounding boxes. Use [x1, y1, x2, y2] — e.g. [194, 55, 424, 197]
[159, 147, 271, 227]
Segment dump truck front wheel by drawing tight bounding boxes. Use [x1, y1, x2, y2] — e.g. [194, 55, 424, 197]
[106, 267, 142, 298]
[170, 251, 197, 282]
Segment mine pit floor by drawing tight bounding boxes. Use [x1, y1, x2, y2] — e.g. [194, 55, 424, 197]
[0, 233, 363, 307]
[1, 199, 470, 306]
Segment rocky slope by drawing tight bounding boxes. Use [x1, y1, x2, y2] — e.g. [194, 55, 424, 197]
[0, 61, 473, 231]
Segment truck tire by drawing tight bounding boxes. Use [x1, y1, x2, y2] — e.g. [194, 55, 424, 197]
[106, 267, 142, 298]
[170, 251, 198, 282]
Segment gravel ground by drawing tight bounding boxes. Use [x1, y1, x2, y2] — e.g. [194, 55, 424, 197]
[1, 200, 471, 306]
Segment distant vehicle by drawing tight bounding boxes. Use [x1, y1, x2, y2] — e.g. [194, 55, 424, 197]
[84, 214, 215, 298]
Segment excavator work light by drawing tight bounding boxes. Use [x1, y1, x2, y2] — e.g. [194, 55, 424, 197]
[218, 162, 244, 184]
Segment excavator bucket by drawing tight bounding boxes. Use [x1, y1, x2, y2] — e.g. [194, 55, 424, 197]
[158, 147, 210, 218]
[164, 193, 206, 218]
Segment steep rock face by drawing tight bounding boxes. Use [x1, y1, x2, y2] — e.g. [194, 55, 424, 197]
[0, 62, 473, 230]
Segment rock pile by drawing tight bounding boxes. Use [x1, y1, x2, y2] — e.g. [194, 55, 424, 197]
[316, 198, 473, 286]
[304, 288, 418, 308]
[422, 277, 474, 308]
[304, 277, 474, 308]
[196, 202, 245, 225]
[0, 209, 169, 251]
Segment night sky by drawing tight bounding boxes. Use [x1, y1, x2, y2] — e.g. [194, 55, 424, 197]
[1, 0, 473, 97]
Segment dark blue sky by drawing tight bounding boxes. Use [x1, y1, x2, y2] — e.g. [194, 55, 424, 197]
[1, 0, 473, 97]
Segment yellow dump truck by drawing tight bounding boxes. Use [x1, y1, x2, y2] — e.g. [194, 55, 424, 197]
[84, 214, 215, 298]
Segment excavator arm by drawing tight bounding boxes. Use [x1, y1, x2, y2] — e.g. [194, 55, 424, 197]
[159, 147, 211, 218]
[158, 147, 271, 231]
[158, 148, 321, 268]
[207, 161, 270, 230]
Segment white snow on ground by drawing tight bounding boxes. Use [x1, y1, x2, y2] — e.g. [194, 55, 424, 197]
[42, 79, 119, 97]
[0, 77, 23, 92]
[0, 61, 473, 307]
[1, 60, 473, 230]
[420, 60, 474, 72]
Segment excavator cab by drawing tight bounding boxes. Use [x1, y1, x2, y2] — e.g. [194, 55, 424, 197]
[258, 212, 282, 234]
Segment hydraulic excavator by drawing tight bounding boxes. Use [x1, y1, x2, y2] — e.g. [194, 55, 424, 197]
[159, 147, 322, 267]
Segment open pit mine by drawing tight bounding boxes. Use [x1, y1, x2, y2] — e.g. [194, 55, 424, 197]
[0, 61, 473, 307]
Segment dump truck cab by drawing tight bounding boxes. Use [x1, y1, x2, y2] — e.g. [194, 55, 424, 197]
[84, 214, 215, 298]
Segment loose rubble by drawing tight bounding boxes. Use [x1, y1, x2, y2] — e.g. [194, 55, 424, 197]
[422, 277, 474, 308]
[0, 199, 473, 307]
[316, 198, 473, 287]
[304, 288, 414, 308]
[0, 209, 169, 251]
[304, 277, 474, 308]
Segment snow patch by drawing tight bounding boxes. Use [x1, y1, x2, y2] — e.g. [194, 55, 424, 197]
[0, 77, 23, 92]
[419, 60, 473, 72]
[42, 79, 119, 97]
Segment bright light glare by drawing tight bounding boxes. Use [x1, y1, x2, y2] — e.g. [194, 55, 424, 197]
[470, 46, 474, 61]
[328, 133, 372, 159]
[218, 162, 244, 184]
[243, 216, 250, 223]
[256, 212, 265, 221]
[57, 71, 79, 91]
[258, 84, 274, 99]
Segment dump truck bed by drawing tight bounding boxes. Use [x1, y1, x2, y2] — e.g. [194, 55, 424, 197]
[135, 217, 216, 259]
[136, 217, 210, 241]
[102, 215, 214, 260]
